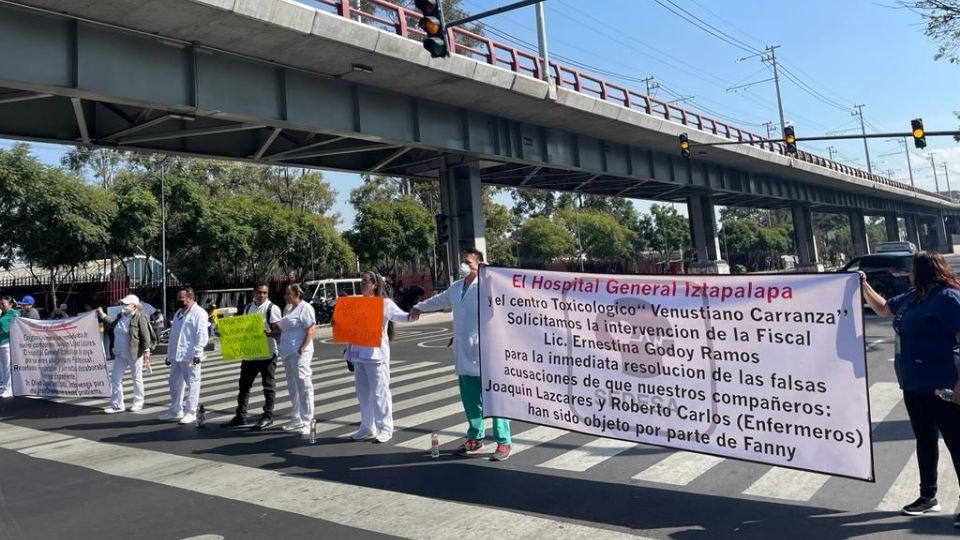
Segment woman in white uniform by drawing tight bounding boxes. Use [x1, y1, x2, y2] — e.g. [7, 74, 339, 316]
[344, 271, 411, 443]
[272, 284, 316, 436]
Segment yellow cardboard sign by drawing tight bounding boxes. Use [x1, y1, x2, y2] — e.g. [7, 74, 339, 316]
[217, 312, 271, 362]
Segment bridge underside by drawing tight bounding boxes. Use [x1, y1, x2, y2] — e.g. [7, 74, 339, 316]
[0, 2, 947, 217]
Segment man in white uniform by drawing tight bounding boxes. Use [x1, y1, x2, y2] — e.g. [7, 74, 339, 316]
[160, 287, 208, 424]
[411, 248, 512, 461]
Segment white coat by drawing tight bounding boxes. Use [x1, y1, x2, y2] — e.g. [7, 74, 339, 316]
[167, 304, 209, 363]
[413, 278, 480, 377]
[344, 298, 409, 364]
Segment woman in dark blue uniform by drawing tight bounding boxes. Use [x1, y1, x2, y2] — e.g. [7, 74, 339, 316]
[863, 250, 960, 525]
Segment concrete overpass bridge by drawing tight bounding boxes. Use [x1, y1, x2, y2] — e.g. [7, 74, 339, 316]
[0, 0, 956, 273]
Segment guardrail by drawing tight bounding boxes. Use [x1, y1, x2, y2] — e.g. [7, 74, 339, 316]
[310, 0, 950, 202]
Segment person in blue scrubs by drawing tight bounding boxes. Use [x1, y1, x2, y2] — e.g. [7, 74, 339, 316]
[862, 251, 960, 525]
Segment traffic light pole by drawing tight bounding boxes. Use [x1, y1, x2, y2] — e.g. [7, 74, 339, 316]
[688, 130, 960, 148]
[446, 0, 546, 28]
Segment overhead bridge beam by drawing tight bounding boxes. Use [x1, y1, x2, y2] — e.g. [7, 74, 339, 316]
[118, 123, 263, 145]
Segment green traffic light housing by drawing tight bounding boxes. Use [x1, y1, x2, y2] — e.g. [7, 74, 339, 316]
[783, 125, 797, 155]
[911, 118, 927, 149]
[679, 133, 690, 159]
[415, 0, 448, 58]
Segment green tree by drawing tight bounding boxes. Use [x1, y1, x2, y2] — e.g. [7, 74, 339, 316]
[110, 178, 162, 280]
[61, 148, 131, 189]
[649, 204, 690, 270]
[515, 216, 576, 264]
[0, 144, 46, 269]
[349, 199, 435, 273]
[18, 168, 116, 307]
[556, 207, 635, 260]
[483, 187, 516, 266]
[902, 1, 960, 138]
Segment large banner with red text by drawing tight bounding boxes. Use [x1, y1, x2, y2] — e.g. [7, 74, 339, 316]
[478, 267, 872, 481]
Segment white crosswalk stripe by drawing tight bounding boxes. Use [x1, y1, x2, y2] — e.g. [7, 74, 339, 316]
[24, 350, 945, 510]
[742, 381, 904, 501]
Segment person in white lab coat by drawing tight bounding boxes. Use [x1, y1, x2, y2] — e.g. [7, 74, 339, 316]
[98, 295, 152, 414]
[159, 287, 208, 424]
[343, 271, 411, 443]
[271, 284, 316, 436]
[410, 248, 512, 461]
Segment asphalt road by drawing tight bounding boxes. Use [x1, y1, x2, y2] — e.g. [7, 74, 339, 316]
[0, 311, 955, 539]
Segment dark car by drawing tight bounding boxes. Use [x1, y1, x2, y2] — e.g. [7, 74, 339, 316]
[840, 253, 913, 299]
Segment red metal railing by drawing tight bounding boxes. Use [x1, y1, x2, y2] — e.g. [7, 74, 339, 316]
[309, 0, 949, 202]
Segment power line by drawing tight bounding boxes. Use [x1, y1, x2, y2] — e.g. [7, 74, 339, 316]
[649, 0, 762, 55]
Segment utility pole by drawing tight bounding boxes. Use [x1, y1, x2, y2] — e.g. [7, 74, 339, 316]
[734, 45, 785, 136]
[641, 75, 658, 97]
[160, 162, 167, 319]
[944, 163, 953, 200]
[826, 146, 838, 161]
[902, 138, 915, 187]
[929, 154, 940, 192]
[762, 121, 777, 140]
[765, 45, 786, 136]
[852, 104, 872, 174]
[535, 1, 549, 82]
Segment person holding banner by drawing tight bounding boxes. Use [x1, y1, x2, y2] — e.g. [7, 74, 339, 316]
[270, 284, 316, 436]
[342, 271, 411, 444]
[861, 251, 960, 521]
[0, 295, 17, 398]
[160, 287, 209, 424]
[97, 295, 153, 414]
[222, 283, 282, 431]
[410, 248, 512, 462]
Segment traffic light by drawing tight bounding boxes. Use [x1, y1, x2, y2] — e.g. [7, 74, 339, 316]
[415, 0, 448, 58]
[911, 118, 927, 149]
[784, 125, 797, 155]
[679, 133, 690, 159]
[435, 213, 450, 244]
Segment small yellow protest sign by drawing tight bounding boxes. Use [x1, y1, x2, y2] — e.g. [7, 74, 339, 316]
[217, 312, 271, 362]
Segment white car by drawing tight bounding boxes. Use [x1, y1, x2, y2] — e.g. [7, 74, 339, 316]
[872, 241, 917, 254]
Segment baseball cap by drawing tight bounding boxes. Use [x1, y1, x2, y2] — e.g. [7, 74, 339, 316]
[20, 295, 35, 305]
[119, 294, 140, 305]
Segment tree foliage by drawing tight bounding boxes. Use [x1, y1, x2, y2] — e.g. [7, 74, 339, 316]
[515, 216, 576, 263]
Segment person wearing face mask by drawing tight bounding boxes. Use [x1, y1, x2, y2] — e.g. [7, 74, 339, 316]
[160, 287, 208, 424]
[410, 248, 512, 462]
[97, 295, 152, 413]
[0, 295, 18, 398]
[343, 271, 412, 443]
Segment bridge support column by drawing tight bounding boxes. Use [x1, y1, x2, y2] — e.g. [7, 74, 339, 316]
[936, 212, 950, 252]
[439, 162, 486, 284]
[848, 210, 869, 256]
[686, 195, 729, 274]
[883, 212, 901, 242]
[905, 215, 922, 250]
[791, 204, 822, 272]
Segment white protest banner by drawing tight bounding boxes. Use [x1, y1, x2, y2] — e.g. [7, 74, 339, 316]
[479, 267, 872, 480]
[10, 311, 110, 398]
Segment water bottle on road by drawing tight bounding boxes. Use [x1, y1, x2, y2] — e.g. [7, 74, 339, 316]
[430, 432, 440, 458]
[938, 388, 955, 402]
[309, 418, 317, 444]
[196, 404, 206, 428]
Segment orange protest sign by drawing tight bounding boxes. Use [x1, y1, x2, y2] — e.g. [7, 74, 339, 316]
[332, 296, 384, 348]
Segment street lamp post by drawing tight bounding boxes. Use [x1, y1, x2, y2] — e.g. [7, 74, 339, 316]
[160, 162, 167, 319]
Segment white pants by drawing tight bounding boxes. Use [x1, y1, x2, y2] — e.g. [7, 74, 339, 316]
[282, 351, 314, 424]
[110, 351, 144, 409]
[168, 361, 202, 415]
[353, 361, 392, 436]
[0, 345, 11, 395]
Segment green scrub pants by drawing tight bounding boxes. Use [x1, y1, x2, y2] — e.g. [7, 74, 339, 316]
[458, 375, 511, 444]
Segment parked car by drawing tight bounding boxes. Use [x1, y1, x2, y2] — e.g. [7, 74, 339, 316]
[872, 241, 917, 254]
[302, 278, 363, 324]
[840, 253, 914, 299]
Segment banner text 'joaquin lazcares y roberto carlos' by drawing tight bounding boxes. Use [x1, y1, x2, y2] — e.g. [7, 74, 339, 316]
[478, 267, 871, 481]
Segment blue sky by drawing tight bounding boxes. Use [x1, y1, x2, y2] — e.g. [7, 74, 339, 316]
[4, 0, 960, 227]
